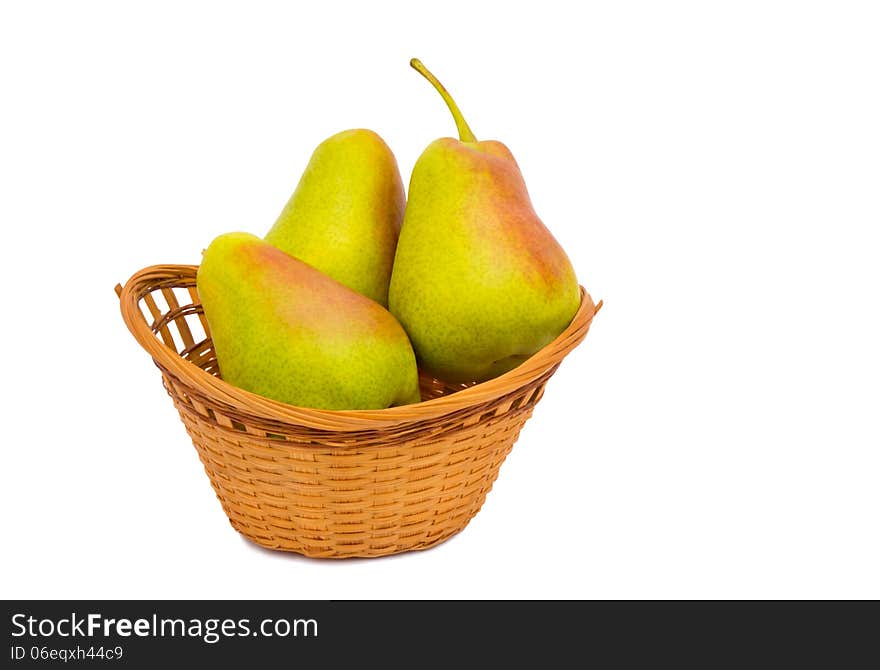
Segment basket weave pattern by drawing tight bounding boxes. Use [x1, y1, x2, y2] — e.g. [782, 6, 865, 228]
[118, 264, 599, 558]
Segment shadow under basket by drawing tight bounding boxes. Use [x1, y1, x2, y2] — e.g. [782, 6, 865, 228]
[116, 264, 601, 559]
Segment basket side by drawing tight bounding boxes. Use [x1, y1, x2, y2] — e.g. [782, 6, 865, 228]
[166, 366, 550, 558]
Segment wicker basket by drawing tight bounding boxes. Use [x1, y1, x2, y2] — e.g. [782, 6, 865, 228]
[116, 264, 600, 558]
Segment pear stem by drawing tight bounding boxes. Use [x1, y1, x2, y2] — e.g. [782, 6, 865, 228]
[410, 58, 477, 143]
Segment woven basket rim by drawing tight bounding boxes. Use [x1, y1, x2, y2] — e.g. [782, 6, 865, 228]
[117, 263, 601, 431]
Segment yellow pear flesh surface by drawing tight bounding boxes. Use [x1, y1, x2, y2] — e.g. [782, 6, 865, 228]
[197, 232, 421, 410]
[389, 61, 580, 384]
[265, 129, 405, 307]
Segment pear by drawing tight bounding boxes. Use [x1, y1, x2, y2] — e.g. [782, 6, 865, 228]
[196, 232, 421, 410]
[388, 60, 581, 384]
[265, 129, 405, 306]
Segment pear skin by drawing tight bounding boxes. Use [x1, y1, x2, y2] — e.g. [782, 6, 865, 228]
[197, 232, 421, 410]
[265, 129, 405, 306]
[388, 60, 581, 384]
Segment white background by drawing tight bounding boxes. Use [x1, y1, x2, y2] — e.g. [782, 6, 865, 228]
[1, 1, 878, 600]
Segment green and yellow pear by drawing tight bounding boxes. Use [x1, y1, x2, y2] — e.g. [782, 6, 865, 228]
[265, 129, 405, 306]
[196, 232, 421, 410]
[388, 60, 581, 384]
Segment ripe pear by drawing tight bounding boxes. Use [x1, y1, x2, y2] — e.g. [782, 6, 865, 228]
[196, 232, 421, 410]
[265, 129, 405, 306]
[388, 60, 581, 384]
